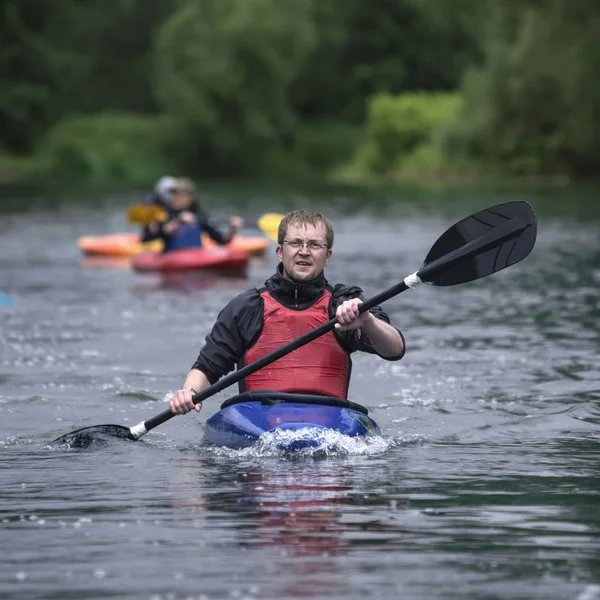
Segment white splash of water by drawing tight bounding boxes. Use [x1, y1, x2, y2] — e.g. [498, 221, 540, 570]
[210, 428, 424, 459]
[578, 585, 600, 600]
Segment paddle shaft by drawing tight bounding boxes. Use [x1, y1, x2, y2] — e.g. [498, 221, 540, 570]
[134, 213, 534, 437]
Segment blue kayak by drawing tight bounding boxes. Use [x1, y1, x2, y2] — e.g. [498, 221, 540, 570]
[205, 391, 380, 450]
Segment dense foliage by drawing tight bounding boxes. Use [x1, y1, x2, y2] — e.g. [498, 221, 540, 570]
[0, 0, 597, 182]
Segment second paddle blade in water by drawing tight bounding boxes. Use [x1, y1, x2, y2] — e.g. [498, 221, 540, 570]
[49, 424, 135, 450]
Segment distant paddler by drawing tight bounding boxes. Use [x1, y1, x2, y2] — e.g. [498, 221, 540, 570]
[143, 178, 244, 254]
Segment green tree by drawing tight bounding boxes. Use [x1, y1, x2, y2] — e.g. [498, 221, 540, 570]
[291, 0, 481, 122]
[0, 0, 173, 153]
[0, 1, 81, 152]
[153, 0, 316, 176]
[450, 0, 600, 177]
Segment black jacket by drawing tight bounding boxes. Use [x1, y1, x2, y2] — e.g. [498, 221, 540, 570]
[192, 264, 405, 384]
[141, 206, 232, 245]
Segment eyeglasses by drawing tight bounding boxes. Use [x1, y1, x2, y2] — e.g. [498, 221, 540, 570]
[283, 239, 328, 251]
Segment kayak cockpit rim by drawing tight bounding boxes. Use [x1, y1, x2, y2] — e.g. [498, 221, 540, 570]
[220, 391, 370, 415]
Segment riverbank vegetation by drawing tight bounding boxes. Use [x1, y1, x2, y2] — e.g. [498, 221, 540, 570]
[1, 0, 598, 186]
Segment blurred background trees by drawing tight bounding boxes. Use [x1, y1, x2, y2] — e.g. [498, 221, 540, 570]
[1, 0, 597, 183]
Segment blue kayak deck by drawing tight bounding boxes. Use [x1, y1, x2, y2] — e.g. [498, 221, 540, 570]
[205, 391, 379, 449]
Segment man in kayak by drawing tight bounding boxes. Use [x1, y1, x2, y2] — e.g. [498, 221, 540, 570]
[144, 177, 244, 253]
[169, 209, 405, 414]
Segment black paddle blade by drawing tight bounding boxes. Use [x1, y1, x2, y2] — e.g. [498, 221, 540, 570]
[48, 425, 135, 449]
[421, 201, 537, 286]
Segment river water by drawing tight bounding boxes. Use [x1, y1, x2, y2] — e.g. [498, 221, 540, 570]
[1, 188, 599, 599]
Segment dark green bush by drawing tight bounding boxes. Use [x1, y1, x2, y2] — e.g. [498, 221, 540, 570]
[447, 2, 600, 178]
[34, 113, 178, 182]
[352, 92, 462, 176]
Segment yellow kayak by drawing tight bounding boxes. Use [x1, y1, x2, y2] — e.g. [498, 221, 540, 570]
[77, 232, 271, 258]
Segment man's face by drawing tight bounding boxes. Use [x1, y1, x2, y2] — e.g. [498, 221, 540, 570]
[276, 222, 332, 282]
[170, 191, 193, 212]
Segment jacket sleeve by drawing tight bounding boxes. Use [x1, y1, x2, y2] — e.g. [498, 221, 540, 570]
[200, 216, 232, 245]
[140, 225, 159, 243]
[330, 284, 405, 360]
[191, 289, 263, 383]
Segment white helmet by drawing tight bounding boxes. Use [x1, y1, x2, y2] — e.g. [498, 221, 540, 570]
[154, 176, 177, 202]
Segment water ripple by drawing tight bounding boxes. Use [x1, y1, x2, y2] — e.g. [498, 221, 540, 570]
[1, 204, 599, 599]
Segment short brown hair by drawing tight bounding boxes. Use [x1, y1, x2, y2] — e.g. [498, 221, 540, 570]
[173, 177, 196, 195]
[278, 209, 334, 248]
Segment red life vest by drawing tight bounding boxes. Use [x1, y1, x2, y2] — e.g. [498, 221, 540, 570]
[243, 290, 351, 399]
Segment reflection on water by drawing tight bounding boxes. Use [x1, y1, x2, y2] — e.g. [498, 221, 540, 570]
[167, 453, 397, 599]
[157, 270, 250, 292]
[0, 196, 599, 599]
[79, 256, 133, 270]
[237, 464, 352, 598]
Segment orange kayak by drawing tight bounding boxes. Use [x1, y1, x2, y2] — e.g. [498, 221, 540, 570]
[77, 232, 270, 257]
